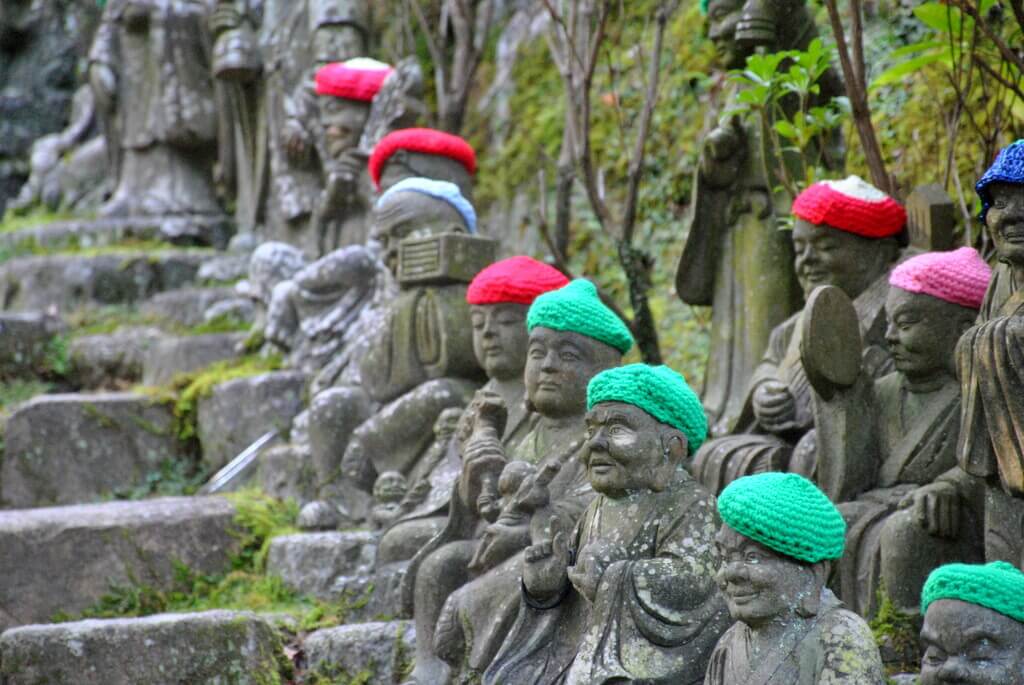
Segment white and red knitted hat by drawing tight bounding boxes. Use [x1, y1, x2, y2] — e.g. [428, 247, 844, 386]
[792, 176, 906, 239]
[889, 247, 992, 309]
[315, 58, 393, 102]
[368, 128, 477, 191]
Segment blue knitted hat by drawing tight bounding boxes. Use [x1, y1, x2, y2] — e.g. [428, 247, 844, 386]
[587, 364, 707, 451]
[976, 139, 1024, 223]
[922, 561, 1024, 622]
[377, 177, 477, 233]
[527, 279, 634, 354]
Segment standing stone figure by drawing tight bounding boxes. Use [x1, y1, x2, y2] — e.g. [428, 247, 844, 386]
[676, 0, 843, 435]
[803, 249, 991, 617]
[693, 177, 904, 494]
[485, 364, 731, 684]
[403, 279, 632, 685]
[705, 472, 885, 684]
[89, 0, 221, 217]
[919, 561, 1024, 685]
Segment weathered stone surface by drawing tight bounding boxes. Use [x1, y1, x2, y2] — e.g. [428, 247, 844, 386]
[0, 312, 65, 378]
[304, 621, 415, 685]
[0, 497, 237, 629]
[142, 332, 246, 386]
[140, 286, 237, 328]
[259, 443, 316, 504]
[198, 253, 250, 284]
[197, 371, 307, 472]
[1, 393, 190, 507]
[68, 326, 163, 388]
[266, 532, 377, 600]
[0, 610, 284, 684]
[0, 251, 209, 312]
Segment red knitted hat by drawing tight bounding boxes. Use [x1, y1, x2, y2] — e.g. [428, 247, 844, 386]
[792, 176, 906, 239]
[315, 58, 393, 102]
[368, 128, 477, 190]
[466, 256, 570, 306]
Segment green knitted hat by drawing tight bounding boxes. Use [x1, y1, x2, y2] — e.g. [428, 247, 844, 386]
[587, 364, 708, 451]
[527, 279, 635, 354]
[921, 561, 1024, 622]
[718, 472, 846, 563]
[700, 0, 709, 15]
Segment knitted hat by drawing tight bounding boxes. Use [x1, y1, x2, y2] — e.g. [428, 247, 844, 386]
[587, 364, 707, 451]
[376, 177, 477, 234]
[466, 256, 569, 306]
[922, 561, 1024, 623]
[315, 58, 393, 101]
[792, 176, 906, 239]
[718, 472, 846, 563]
[976, 139, 1024, 223]
[527, 279, 634, 354]
[368, 128, 477, 190]
[700, 0, 709, 14]
[889, 247, 992, 309]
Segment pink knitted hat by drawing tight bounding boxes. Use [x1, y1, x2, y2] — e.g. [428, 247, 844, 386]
[889, 247, 992, 309]
[315, 58, 393, 101]
[792, 176, 906, 238]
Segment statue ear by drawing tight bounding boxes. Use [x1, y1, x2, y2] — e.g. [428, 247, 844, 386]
[660, 428, 688, 465]
[796, 562, 829, 617]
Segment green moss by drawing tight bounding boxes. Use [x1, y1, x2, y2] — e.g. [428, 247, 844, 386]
[870, 586, 921, 674]
[0, 380, 52, 420]
[0, 207, 80, 234]
[185, 314, 251, 336]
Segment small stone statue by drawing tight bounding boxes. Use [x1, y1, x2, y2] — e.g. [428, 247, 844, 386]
[485, 364, 730, 684]
[802, 248, 992, 617]
[403, 279, 631, 685]
[233, 241, 308, 331]
[705, 472, 885, 684]
[919, 561, 1024, 685]
[694, 176, 904, 494]
[368, 127, 477, 199]
[370, 471, 409, 530]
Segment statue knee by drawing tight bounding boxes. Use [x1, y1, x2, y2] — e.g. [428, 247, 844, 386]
[308, 386, 371, 486]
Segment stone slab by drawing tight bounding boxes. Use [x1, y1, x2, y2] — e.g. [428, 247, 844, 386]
[197, 371, 307, 472]
[0, 216, 233, 252]
[258, 443, 316, 504]
[1, 392, 190, 507]
[303, 621, 415, 685]
[140, 286, 237, 328]
[142, 332, 246, 386]
[0, 312, 66, 378]
[266, 532, 377, 600]
[68, 326, 163, 388]
[0, 497, 237, 630]
[0, 610, 283, 684]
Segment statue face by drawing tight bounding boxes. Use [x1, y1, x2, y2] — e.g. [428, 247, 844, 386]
[792, 219, 894, 299]
[373, 471, 408, 502]
[312, 24, 364, 65]
[434, 407, 463, 441]
[378, 153, 474, 199]
[885, 288, 973, 384]
[920, 599, 1024, 685]
[368, 193, 466, 274]
[985, 182, 1024, 268]
[715, 524, 823, 628]
[524, 327, 621, 419]
[583, 402, 678, 498]
[319, 98, 370, 160]
[706, 0, 746, 69]
[470, 303, 530, 381]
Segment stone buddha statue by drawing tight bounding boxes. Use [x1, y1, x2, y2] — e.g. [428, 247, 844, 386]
[402, 279, 631, 685]
[919, 561, 1024, 685]
[800, 249, 992, 617]
[705, 472, 885, 684]
[693, 176, 904, 494]
[485, 364, 730, 684]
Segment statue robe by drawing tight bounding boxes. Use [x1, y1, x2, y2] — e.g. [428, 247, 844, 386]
[485, 473, 730, 685]
[703, 590, 884, 685]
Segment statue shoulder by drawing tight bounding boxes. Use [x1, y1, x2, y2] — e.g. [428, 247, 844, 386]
[812, 606, 885, 683]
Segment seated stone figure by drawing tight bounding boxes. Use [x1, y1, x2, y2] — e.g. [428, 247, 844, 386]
[919, 561, 1024, 685]
[375, 256, 570, 566]
[705, 472, 885, 684]
[802, 248, 992, 617]
[403, 279, 632, 685]
[694, 176, 905, 494]
[485, 364, 730, 684]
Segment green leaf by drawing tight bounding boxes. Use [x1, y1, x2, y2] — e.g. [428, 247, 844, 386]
[871, 53, 945, 88]
[774, 120, 798, 140]
[913, 2, 970, 34]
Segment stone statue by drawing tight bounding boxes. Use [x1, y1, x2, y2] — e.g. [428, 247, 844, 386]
[370, 471, 409, 530]
[693, 176, 904, 494]
[233, 240, 309, 332]
[368, 128, 477, 199]
[485, 364, 730, 684]
[919, 561, 1024, 685]
[676, 0, 843, 436]
[89, 0, 221, 218]
[955, 139, 1024, 567]
[801, 250, 992, 617]
[705, 472, 885, 684]
[402, 279, 632, 685]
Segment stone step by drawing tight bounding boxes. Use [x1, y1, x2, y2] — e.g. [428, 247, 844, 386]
[0, 497, 237, 630]
[140, 285, 242, 328]
[0, 610, 284, 684]
[142, 332, 247, 386]
[0, 312, 65, 379]
[0, 216, 232, 252]
[1, 392, 191, 508]
[68, 326, 163, 388]
[303, 620, 415, 685]
[267, 531, 378, 600]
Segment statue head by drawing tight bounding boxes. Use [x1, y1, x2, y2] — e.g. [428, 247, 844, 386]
[886, 248, 991, 385]
[704, 0, 746, 70]
[433, 407, 463, 443]
[920, 562, 1024, 685]
[976, 140, 1024, 270]
[239, 241, 308, 303]
[309, 0, 369, 66]
[734, 0, 814, 53]
[373, 470, 408, 504]
[314, 59, 392, 162]
[369, 128, 477, 198]
[582, 364, 706, 498]
[523, 280, 632, 419]
[466, 256, 571, 382]
[791, 176, 905, 299]
[715, 473, 846, 628]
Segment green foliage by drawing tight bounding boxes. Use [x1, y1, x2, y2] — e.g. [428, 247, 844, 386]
[40, 334, 70, 378]
[0, 207, 79, 234]
[186, 314, 251, 336]
[111, 458, 209, 500]
[0, 380, 52, 420]
[870, 586, 921, 675]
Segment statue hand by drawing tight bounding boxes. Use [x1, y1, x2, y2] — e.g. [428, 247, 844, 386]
[209, 4, 241, 34]
[282, 122, 311, 164]
[470, 390, 508, 434]
[522, 517, 570, 602]
[89, 64, 117, 112]
[567, 538, 623, 603]
[512, 464, 555, 513]
[323, 171, 356, 212]
[753, 380, 798, 433]
[900, 482, 960, 539]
